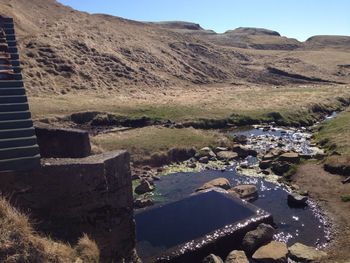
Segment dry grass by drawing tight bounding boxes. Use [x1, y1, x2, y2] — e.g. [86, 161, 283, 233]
[0, 197, 99, 263]
[29, 84, 350, 121]
[92, 126, 230, 162]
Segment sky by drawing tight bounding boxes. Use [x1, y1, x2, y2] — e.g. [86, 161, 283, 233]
[58, 0, 350, 41]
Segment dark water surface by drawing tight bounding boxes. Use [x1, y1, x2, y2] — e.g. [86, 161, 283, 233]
[152, 169, 329, 247]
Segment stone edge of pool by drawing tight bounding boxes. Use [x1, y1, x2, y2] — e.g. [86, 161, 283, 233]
[137, 189, 273, 263]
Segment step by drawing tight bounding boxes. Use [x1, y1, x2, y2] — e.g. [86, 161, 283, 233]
[4, 29, 15, 35]
[0, 18, 13, 23]
[11, 60, 20, 67]
[0, 127, 35, 139]
[0, 102, 29, 112]
[0, 145, 40, 160]
[0, 119, 33, 130]
[0, 154, 41, 172]
[0, 23, 14, 30]
[13, 67, 21, 74]
[5, 35, 16, 41]
[0, 136, 37, 149]
[0, 88, 25, 96]
[0, 80, 24, 88]
[0, 111, 31, 121]
[6, 41, 16, 47]
[0, 73, 22, 81]
[10, 53, 19, 60]
[8, 47, 17, 53]
[0, 95, 27, 104]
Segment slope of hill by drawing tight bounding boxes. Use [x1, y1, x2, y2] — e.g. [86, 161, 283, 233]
[0, 0, 349, 96]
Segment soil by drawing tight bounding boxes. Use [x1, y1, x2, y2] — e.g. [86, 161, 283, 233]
[292, 163, 350, 262]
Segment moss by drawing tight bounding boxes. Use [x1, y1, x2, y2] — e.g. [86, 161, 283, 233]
[341, 195, 350, 202]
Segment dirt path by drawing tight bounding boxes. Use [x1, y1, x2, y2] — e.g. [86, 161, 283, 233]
[292, 163, 350, 262]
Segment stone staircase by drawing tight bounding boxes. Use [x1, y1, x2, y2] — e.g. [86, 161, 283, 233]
[0, 16, 40, 171]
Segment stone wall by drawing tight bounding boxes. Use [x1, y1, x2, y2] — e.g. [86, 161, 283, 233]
[35, 122, 91, 158]
[0, 150, 135, 262]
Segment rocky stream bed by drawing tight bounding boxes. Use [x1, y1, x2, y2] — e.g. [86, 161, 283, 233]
[132, 115, 337, 263]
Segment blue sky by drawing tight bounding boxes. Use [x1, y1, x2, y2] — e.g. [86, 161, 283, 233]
[58, 0, 350, 41]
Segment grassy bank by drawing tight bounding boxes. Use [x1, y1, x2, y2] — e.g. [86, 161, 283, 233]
[91, 127, 231, 162]
[316, 108, 350, 174]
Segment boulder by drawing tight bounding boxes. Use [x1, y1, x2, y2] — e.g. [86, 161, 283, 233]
[252, 241, 288, 263]
[288, 243, 327, 262]
[134, 197, 153, 208]
[262, 153, 275, 160]
[217, 151, 239, 161]
[202, 254, 223, 263]
[271, 161, 291, 175]
[230, 185, 258, 201]
[287, 193, 308, 208]
[242, 224, 275, 255]
[196, 147, 216, 159]
[259, 160, 272, 169]
[215, 146, 229, 153]
[199, 156, 209, 164]
[196, 178, 231, 192]
[232, 135, 248, 144]
[225, 250, 249, 263]
[134, 180, 154, 195]
[279, 152, 300, 163]
[232, 145, 258, 158]
[167, 147, 196, 162]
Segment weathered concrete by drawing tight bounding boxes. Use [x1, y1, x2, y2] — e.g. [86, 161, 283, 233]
[0, 150, 135, 262]
[35, 122, 91, 158]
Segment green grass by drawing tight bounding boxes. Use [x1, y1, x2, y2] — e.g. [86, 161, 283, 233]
[316, 109, 350, 155]
[341, 195, 350, 202]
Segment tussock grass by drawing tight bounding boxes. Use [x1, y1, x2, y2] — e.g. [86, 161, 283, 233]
[0, 197, 99, 263]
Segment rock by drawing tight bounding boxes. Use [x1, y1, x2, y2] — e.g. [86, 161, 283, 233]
[215, 146, 229, 153]
[230, 185, 258, 201]
[252, 241, 288, 263]
[261, 169, 270, 175]
[271, 161, 291, 175]
[225, 250, 249, 263]
[134, 180, 154, 195]
[134, 197, 153, 208]
[232, 145, 258, 158]
[199, 156, 209, 164]
[287, 193, 308, 208]
[217, 151, 239, 161]
[202, 254, 223, 263]
[167, 147, 196, 162]
[232, 135, 248, 144]
[259, 160, 272, 169]
[196, 178, 231, 192]
[279, 152, 300, 163]
[188, 162, 197, 168]
[288, 243, 327, 262]
[242, 224, 275, 255]
[196, 147, 216, 159]
[262, 153, 275, 160]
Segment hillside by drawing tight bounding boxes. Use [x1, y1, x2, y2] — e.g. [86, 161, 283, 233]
[0, 0, 349, 96]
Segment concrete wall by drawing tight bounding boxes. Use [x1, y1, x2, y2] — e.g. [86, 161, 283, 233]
[35, 122, 91, 158]
[0, 150, 136, 262]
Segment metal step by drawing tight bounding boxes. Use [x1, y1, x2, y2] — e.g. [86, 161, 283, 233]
[0, 95, 27, 104]
[0, 154, 41, 172]
[0, 88, 25, 96]
[0, 18, 14, 23]
[0, 127, 35, 139]
[0, 80, 24, 88]
[0, 145, 40, 159]
[4, 29, 15, 35]
[0, 111, 31, 121]
[6, 41, 17, 47]
[0, 103, 29, 112]
[10, 53, 19, 60]
[0, 119, 33, 130]
[0, 23, 14, 29]
[0, 136, 37, 149]
[5, 35, 16, 41]
[8, 47, 17, 54]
